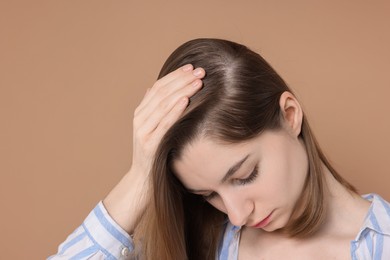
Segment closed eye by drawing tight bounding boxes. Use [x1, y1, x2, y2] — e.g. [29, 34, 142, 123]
[203, 165, 259, 201]
[236, 165, 259, 185]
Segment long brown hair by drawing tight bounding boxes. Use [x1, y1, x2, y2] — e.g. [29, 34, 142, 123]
[132, 38, 356, 260]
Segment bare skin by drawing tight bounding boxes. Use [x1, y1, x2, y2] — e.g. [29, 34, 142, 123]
[101, 67, 370, 258]
[102, 64, 205, 233]
[173, 92, 371, 259]
[238, 168, 370, 260]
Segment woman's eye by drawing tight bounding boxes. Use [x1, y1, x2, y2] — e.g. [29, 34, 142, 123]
[201, 165, 259, 200]
[237, 165, 259, 185]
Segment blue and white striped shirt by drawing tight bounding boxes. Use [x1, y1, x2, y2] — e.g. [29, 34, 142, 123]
[49, 193, 390, 259]
[48, 202, 133, 259]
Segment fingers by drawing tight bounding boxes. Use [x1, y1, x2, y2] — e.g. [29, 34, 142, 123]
[134, 64, 205, 134]
[156, 64, 194, 87]
[131, 64, 204, 178]
[139, 77, 203, 135]
[136, 64, 205, 115]
[149, 97, 189, 145]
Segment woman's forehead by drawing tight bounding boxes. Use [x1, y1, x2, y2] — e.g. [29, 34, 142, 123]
[172, 136, 259, 183]
[172, 129, 284, 175]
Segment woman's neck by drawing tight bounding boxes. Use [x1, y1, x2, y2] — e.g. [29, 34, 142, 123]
[314, 165, 371, 238]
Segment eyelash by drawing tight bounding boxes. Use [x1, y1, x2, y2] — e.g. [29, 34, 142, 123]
[237, 165, 259, 185]
[202, 165, 259, 200]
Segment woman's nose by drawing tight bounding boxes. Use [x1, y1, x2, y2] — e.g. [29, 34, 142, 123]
[222, 194, 251, 227]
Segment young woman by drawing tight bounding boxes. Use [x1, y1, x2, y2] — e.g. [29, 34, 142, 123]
[49, 39, 390, 260]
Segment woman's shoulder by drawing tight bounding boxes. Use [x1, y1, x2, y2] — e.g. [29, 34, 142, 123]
[351, 193, 390, 259]
[362, 193, 390, 218]
[360, 193, 390, 232]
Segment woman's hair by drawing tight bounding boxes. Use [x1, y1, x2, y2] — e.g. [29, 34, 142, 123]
[132, 38, 357, 260]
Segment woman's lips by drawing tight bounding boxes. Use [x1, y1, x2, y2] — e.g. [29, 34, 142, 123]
[251, 211, 273, 228]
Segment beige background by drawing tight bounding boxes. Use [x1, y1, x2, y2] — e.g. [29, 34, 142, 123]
[1, 1, 389, 259]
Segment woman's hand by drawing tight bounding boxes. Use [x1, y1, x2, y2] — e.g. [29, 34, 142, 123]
[103, 64, 205, 233]
[131, 64, 205, 177]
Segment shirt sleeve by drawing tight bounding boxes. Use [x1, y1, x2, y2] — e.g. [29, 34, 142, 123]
[48, 201, 134, 260]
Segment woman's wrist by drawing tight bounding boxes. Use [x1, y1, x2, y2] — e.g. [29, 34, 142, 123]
[103, 168, 150, 234]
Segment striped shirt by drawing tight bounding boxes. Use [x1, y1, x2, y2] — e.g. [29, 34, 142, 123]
[48, 193, 390, 259]
[48, 202, 133, 259]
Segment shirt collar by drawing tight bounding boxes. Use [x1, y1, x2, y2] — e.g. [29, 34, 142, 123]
[354, 193, 390, 241]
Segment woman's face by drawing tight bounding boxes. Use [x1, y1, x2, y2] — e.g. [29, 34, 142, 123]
[172, 128, 309, 231]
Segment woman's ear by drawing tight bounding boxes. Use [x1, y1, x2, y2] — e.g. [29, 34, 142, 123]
[279, 91, 303, 137]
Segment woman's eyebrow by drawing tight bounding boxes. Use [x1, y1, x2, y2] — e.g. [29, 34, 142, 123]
[186, 154, 251, 193]
[220, 154, 250, 184]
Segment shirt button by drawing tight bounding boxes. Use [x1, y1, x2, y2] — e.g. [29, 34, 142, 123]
[121, 247, 129, 257]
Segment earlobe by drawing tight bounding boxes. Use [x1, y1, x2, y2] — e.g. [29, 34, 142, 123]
[279, 91, 303, 137]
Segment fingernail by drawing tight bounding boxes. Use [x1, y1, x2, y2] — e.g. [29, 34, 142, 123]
[182, 64, 193, 72]
[193, 68, 204, 77]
